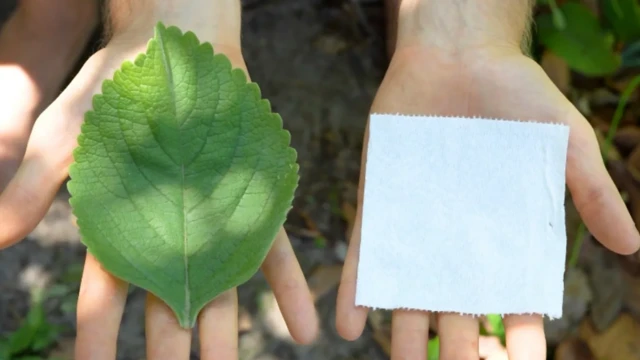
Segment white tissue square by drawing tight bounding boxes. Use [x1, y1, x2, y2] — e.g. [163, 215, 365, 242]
[355, 114, 570, 318]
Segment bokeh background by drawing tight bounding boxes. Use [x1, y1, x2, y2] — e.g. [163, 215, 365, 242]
[1, 0, 640, 359]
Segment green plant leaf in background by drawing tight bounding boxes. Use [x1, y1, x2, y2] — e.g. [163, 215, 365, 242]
[7, 290, 46, 356]
[484, 314, 506, 345]
[67, 22, 299, 328]
[601, 0, 640, 43]
[621, 40, 640, 69]
[427, 337, 440, 360]
[536, 1, 621, 76]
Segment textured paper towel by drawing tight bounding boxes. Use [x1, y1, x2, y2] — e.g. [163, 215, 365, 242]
[355, 114, 570, 318]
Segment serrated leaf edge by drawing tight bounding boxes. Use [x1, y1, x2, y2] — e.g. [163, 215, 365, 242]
[67, 21, 299, 328]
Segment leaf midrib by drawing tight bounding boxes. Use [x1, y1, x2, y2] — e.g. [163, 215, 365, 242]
[156, 30, 191, 320]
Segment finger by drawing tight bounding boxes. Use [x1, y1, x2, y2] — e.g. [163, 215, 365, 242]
[437, 313, 479, 359]
[0, 153, 64, 248]
[566, 112, 640, 254]
[199, 288, 238, 360]
[503, 315, 545, 360]
[390, 310, 430, 359]
[261, 227, 318, 344]
[0, 63, 39, 188]
[0, 52, 110, 248]
[75, 252, 129, 360]
[145, 292, 192, 360]
[336, 213, 369, 341]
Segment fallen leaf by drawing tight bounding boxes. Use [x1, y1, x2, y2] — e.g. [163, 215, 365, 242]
[614, 126, 640, 156]
[628, 145, 640, 180]
[607, 76, 640, 101]
[543, 268, 591, 344]
[606, 160, 639, 224]
[595, 128, 622, 162]
[307, 264, 342, 301]
[628, 186, 640, 232]
[563, 268, 592, 321]
[590, 88, 620, 107]
[619, 253, 640, 320]
[579, 313, 640, 360]
[541, 51, 571, 94]
[588, 250, 625, 331]
[555, 337, 596, 360]
[544, 317, 573, 345]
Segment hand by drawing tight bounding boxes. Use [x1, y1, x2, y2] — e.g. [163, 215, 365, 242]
[0, 20, 318, 360]
[336, 45, 640, 359]
[0, 0, 98, 188]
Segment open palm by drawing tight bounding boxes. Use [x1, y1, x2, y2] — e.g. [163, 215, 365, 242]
[337, 46, 640, 359]
[0, 34, 317, 359]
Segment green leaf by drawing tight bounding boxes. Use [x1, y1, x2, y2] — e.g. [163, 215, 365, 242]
[621, 40, 640, 68]
[67, 22, 299, 328]
[548, 0, 567, 30]
[535, 2, 621, 76]
[30, 324, 60, 352]
[601, 0, 640, 42]
[0, 340, 10, 359]
[427, 337, 440, 360]
[485, 314, 506, 344]
[7, 293, 46, 355]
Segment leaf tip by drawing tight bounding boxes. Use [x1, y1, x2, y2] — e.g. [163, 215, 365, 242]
[154, 21, 167, 37]
[231, 68, 248, 85]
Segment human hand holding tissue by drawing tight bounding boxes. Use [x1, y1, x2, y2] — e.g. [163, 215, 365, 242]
[336, 0, 640, 359]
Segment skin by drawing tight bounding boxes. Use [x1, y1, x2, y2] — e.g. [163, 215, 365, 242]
[336, 0, 640, 359]
[0, 0, 98, 188]
[1, 0, 639, 359]
[0, 0, 318, 358]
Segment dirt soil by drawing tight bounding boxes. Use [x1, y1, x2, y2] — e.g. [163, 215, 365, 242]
[0, 0, 389, 359]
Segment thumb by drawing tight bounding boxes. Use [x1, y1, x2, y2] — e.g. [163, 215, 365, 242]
[0, 104, 82, 249]
[0, 52, 110, 249]
[566, 106, 640, 255]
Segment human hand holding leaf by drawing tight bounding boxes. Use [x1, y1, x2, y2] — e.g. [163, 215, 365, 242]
[1, 21, 317, 359]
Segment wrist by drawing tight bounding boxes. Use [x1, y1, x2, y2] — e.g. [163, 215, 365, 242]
[394, 0, 532, 55]
[107, 0, 241, 49]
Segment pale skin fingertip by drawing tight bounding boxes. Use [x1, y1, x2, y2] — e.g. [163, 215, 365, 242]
[75, 253, 128, 360]
[198, 289, 238, 360]
[335, 230, 369, 341]
[565, 109, 640, 255]
[503, 314, 546, 360]
[335, 277, 369, 341]
[437, 313, 479, 359]
[145, 293, 192, 360]
[390, 310, 430, 359]
[261, 228, 320, 345]
[334, 307, 368, 342]
[0, 160, 60, 249]
[287, 299, 320, 345]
